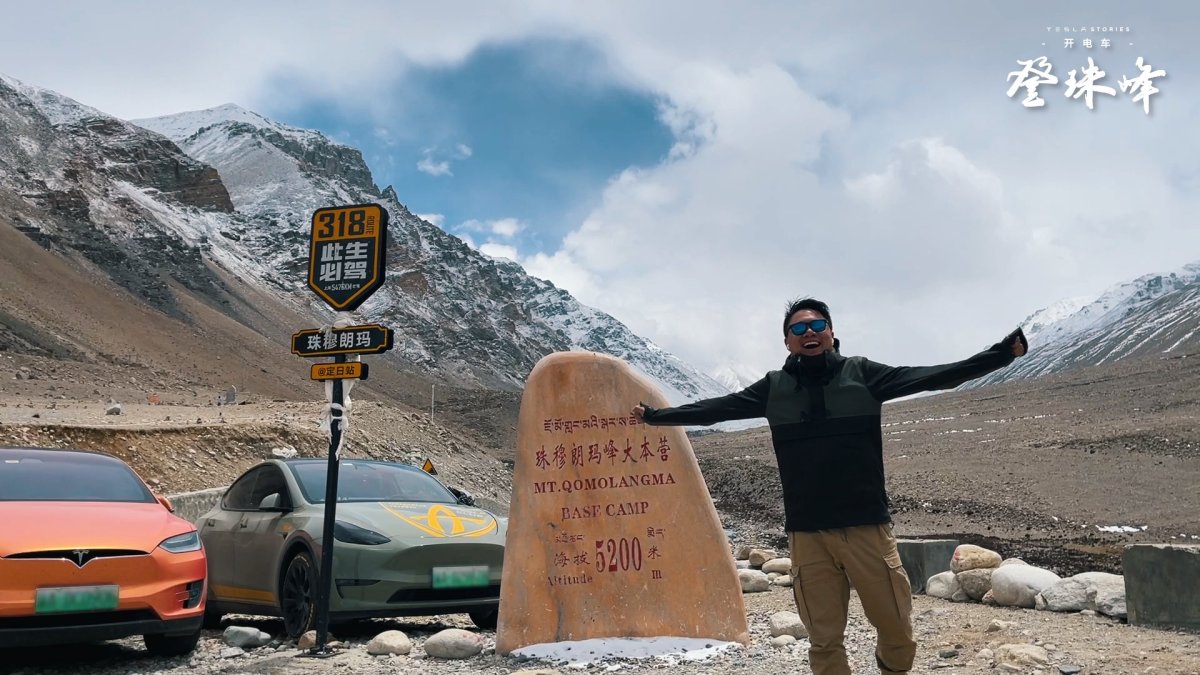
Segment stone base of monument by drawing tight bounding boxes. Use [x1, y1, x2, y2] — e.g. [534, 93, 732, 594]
[1124, 543, 1200, 630]
[897, 539, 958, 594]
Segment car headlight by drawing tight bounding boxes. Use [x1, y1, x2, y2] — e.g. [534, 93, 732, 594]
[334, 521, 391, 545]
[158, 531, 202, 554]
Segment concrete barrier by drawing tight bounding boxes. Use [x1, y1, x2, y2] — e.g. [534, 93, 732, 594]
[167, 487, 227, 527]
[897, 538, 959, 594]
[1124, 544, 1200, 630]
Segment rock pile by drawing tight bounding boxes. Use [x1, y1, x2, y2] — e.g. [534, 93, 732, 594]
[925, 544, 1126, 619]
[733, 545, 794, 591]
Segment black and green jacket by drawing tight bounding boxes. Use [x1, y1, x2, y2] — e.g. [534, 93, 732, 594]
[642, 337, 1017, 532]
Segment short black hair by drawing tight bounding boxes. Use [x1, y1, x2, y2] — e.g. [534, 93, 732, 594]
[783, 297, 832, 335]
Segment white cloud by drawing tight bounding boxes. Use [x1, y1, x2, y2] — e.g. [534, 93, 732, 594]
[416, 213, 445, 228]
[456, 217, 527, 239]
[416, 144, 473, 177]
[489, 218, 524, 238]
[479, 242, 519, 261]
[513, 57, 1200, 376]
[2, 2, 1196, 381]
[373, 127, 394, 145]
[417, 150, 453, 176]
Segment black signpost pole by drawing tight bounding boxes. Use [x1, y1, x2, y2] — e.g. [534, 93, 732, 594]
[311, 353, 346, 655]
[298, 204, 389, 656]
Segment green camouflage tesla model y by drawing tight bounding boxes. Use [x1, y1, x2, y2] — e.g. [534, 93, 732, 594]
[197, 459, 506, 636]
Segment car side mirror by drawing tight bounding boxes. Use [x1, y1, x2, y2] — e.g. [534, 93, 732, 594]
[448, 486, 476, 507]
[156, 494, 175, 513]
[258, 493, 290, 512]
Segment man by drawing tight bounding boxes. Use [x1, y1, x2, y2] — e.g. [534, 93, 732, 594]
[632, 298, 1027, 675]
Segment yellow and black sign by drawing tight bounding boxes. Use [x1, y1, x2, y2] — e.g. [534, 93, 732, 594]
[291, 324, 394, 357]
[422, 458, 438, 475]
[310, 362, 369, 381]
[307, 203, 389, 311]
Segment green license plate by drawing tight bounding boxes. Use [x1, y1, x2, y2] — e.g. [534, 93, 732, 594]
[431, 565, 489, 589]
[35, 585, 119, 614]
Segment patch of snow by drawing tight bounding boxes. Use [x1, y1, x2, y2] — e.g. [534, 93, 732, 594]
[511, 636, 740, 667]
[709, 362, 762, 392]
[0, 72, 105, 126]
[131, 103, 336, 147]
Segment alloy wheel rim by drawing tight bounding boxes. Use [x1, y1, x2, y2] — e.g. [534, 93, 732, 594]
[282, 558, 312, 633]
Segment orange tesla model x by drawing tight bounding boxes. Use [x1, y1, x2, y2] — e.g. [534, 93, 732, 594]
[0, 447, 207, 655]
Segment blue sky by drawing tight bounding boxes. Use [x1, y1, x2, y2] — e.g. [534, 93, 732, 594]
[2, 1, 1198, 383]
[267, 38, 675, 257]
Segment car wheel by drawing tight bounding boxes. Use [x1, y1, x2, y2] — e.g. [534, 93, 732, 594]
[144, 629, 201, 656]
[469, 607, 498, 629]
[280, 550, 317, 638]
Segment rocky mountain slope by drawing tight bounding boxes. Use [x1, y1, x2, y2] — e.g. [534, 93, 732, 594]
[0, 72, 724, 410]
[130, 103, 730, 401]
[963, 261, 1200, 389]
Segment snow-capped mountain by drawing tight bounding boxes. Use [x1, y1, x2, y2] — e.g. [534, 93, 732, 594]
[709, 362, 765, 392]
[0, 73, 236, 321]
[0, 74, 728, 402]
[962, 261, 1200, 389]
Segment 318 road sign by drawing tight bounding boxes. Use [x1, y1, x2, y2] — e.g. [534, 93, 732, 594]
[308, 204, 389, 311]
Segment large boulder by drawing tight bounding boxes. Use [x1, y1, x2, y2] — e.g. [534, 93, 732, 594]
[1039, 572, 1124, 614]
[748, 549, 778, 567]
[956, 568, 994, 601]
[926, 571, 968, 602]
[222, 625, 271, 648]
[950, 544, 1001, 573]
[762, 557, 792, 574]
[768, 611, 808, 638]
[739, 569, 771, 593]
[1092, 578, 1127, 619]
[366, 630, 412, 655]
[990, 565, 1061, 608]
[423, 628, 484, 659]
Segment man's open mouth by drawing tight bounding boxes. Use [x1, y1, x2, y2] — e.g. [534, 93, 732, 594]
[803, 341, 820, 348]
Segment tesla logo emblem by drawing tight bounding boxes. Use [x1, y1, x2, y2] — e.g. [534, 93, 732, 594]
[383, 504, 496, 538]
[71, 549, 91, 567]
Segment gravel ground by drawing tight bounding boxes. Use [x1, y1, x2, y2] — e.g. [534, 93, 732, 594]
[5, 584, 1199, 675]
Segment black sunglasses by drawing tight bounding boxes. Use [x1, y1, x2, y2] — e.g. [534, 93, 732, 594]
[788, 319, 829, 335]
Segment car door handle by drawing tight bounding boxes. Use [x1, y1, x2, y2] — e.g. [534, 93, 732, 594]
[206, 518, 216, 527]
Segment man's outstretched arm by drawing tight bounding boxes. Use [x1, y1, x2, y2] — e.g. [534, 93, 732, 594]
[862, 327, 1028, 402]
[632, 376, 771, 426]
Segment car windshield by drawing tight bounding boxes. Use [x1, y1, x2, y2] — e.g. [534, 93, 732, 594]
[0, 450, 155, 502]
[289, 460, 457, 504]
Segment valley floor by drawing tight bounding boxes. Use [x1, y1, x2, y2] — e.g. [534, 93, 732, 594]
[2, 585, 1198, 674]
[3, 348, 1200, 672]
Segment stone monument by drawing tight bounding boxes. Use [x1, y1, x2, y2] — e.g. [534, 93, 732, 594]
[495, 352, 749, 654]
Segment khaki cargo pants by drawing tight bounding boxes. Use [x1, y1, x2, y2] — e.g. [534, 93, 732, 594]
[788, 524, 916, 675]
